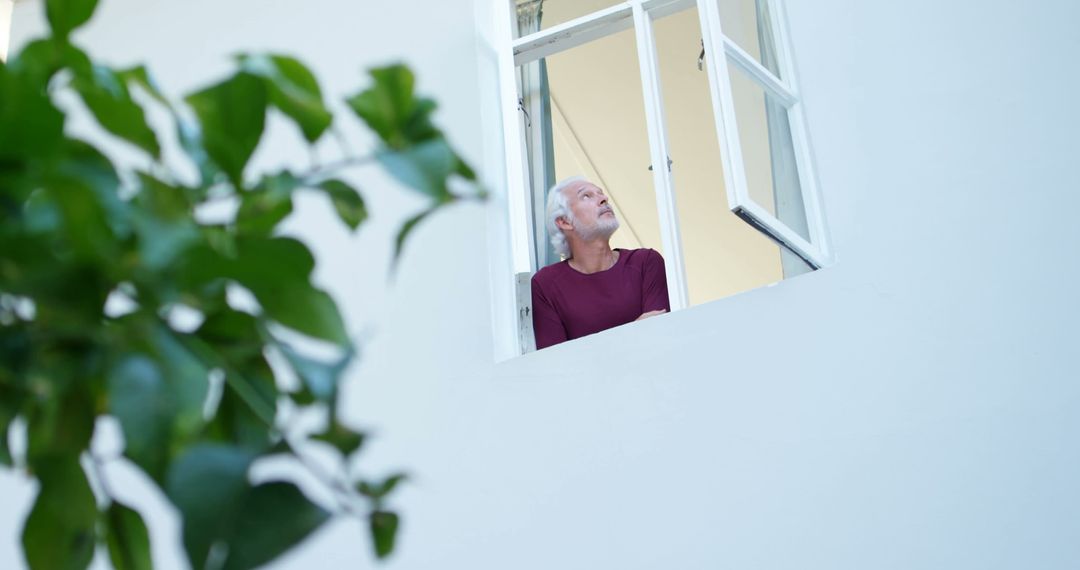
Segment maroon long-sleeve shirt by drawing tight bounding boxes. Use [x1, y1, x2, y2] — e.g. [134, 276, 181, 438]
[530, 248, 671, 349]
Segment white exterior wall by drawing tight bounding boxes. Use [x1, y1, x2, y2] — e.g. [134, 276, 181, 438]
[3, 0, 1079, 569]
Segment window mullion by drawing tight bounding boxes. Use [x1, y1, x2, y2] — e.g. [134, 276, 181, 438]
[723, 37, 798, 107]
[632, 1, 689, 311]
[513, 3, 634, 66]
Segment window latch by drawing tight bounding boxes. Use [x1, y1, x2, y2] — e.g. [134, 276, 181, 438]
[517, 97, 532, 127]
[698, 39, 705, 71]
[648, 156, 673, 172]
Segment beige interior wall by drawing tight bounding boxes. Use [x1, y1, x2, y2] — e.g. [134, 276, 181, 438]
[540, 0, 784, 305]
[535, 0, 623, 33]
[545, 27, 660, 255]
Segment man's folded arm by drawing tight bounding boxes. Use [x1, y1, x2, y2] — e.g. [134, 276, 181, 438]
[531, 277, 568, 349]
[641, 249, 671, 315]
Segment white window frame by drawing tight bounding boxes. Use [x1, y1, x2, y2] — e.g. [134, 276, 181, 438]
[476, 0, 833, 360]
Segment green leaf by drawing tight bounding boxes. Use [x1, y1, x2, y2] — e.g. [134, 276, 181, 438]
[233, 236, 315, 281]
[170, 319, 277, 447]
[132, 212, 199, 271]
[26, 389, 96, 465]
[195, 309, 262, 360]
[21, 455, 97, 570]
[377, 138, 457, 199]
[167, 446, 330, 570]
[150, 327, 210, 441]
[133, 172, 192, 220]
[239, 54, 332, 143]
[0, 401, 15, 467]
[344, 63, 476, 198]
[130, 174, 199, 270]
[185, 73, 268, 187]
[368, 510, 400, 559]
[58, 139, 129, 233]
[46, 0, 100, 39]
[0, 443, 11, 469]
[346, 64, 440, 149]
[221, 482, 330, 570]
[393, 206, 440, 267]
[0, 57, 65, 161]
[279, 344, 350, 404]
[176, 237, 348, 344]
[208, 360, 278, 451]
[20, 189, 62, 233]
[356, 473, 407, 502]
[236, 172, 300, 235]
[108, 355, 174, 481]
[0, 375, 23, 468]
[311, 422, 365, 457]
[166, 444, 256, 570]
[455, 155, 477, 181]
[285, 385, 318, 407]
[209, 388, 271, 451]
[104, 501, 153, 570]
[106, 334, 213, 481]
[175, 116, 221, 187]
[317, 179, 367, 231]
[3, 258, 110, 329]
[42, 180, 118, 262]
[72, 65, 161, 157]
[0, 422, 12, 467]
[33, 140, 129, 266]
[7, 38, 92, 90]
[116, 65, 168, 105]
[232, 238, 349, 345]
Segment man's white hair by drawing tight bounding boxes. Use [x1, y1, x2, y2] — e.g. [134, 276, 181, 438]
[545, 176, 586, 259]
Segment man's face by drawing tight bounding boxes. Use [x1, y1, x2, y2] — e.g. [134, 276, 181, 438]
[562, 181, 619, 240]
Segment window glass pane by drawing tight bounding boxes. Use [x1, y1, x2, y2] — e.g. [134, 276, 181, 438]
[518, 26, 664, 268]
[716, 0, 782, 78]
[515, 0, 625, 39]
[728, 60, 811, 243]
[653, 6, 789, 304]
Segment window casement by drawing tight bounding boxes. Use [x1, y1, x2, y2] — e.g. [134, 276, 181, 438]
[483, 0, 833, 357]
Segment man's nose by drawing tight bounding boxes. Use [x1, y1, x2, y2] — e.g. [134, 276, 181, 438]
[599, 195, 608, 205]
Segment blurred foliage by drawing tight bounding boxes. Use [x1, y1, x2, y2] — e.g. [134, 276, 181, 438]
[0, 0, 480, 568]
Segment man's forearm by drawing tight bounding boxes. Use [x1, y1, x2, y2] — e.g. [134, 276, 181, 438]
[635, 309, 667, 321]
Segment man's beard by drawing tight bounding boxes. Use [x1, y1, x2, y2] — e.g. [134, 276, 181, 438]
[578, 214, 620, 241]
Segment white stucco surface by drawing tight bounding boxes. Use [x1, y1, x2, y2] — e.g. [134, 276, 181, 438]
[3, 0, 1079, 568]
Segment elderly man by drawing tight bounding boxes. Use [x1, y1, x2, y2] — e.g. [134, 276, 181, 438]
[531, 177, 670, 349]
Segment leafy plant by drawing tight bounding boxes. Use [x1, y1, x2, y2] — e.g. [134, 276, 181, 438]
[0, 0, 480, 568]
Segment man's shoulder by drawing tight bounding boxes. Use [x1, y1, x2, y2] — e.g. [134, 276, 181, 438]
[532, 260, 568, 285]
[621, 247, 663, 266]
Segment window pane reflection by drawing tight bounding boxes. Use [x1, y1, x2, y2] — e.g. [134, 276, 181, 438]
[717, 0, 782, 78]
[728, 61, 810, 244]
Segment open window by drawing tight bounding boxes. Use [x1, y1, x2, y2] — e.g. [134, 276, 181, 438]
[490, 0, 833, 355]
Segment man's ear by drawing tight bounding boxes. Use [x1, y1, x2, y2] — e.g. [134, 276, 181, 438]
[555, 216, 573, 231]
